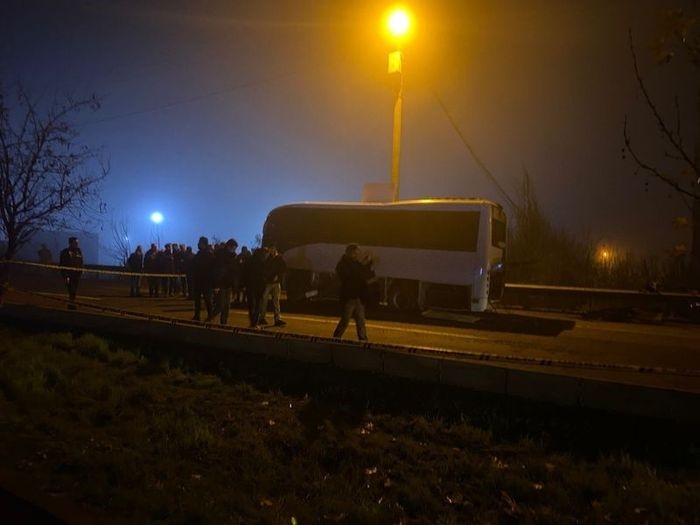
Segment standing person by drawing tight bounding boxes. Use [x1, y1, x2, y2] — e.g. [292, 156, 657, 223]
[59, 236, 84, 310]
[332, 244, 374, 341]
[171, 243, 182, 296]
[242, 246, 268, 327]
[158, 243, 175, 297]
[210, 238, 238, 324]
[191, 236, 214, 321]
[37, 243, 52, 264]
[181, 245, 194, 299]
[127, 245, 144, 297]
[259, 245, 287, 327]
[144, 243, 159, 297]
[177, 243, 189, 298]
[235, 246, 251, 304]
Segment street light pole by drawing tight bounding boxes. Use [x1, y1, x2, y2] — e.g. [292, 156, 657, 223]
[385, 7, 411, 202]
[390, 50, 403, 202]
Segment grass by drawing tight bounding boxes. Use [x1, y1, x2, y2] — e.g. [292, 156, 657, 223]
[0, 321, 698, 524]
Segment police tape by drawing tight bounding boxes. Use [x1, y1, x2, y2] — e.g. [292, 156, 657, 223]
[3, 259, 185, 279]
[9, 286, 700, 380]
[408, 344, 700, 378]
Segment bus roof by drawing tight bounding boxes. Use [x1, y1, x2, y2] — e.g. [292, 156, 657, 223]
[270, 198, 503, 211]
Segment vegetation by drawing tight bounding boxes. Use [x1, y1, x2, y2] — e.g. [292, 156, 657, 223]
[0, 323, 698, 524]
[508, 171, 691, 290]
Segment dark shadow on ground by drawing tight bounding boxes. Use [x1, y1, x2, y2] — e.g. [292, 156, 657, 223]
[283, 299, 576, 336]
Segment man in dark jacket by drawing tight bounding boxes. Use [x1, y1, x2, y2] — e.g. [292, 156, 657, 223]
[180, 245, 194, 299]
[242, 246, 268, 327]
[158, 243, 176, 297]
[59, 236, 84, 310]
[332, 244, 374, 341]
[144, 243, 159, 297]
[127, 245, 144, 297]
[191, 236, 214, 321]
[210, 238, 238, 324]
[259, 245, 287, 327]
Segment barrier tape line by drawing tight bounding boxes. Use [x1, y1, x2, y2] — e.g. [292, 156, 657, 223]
[4, 259, 185, 279]
[8, 286, 700, 380]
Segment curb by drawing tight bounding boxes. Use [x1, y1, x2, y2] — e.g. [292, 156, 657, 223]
[1, 304, 698, 424]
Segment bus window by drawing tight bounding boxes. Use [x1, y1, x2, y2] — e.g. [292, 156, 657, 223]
[492, 218, 506, 248]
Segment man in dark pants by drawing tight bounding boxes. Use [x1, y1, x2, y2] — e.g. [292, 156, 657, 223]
[242, 246, 268, 327]
[144, 243, 159, 297]
[59, 236, 84, 310]
[191, 236, 214, 321]
[209, 238, 238, 325]
[333, 244, 374, 341]
[127, 245, 144, 297]
[259, 245, 287, 327]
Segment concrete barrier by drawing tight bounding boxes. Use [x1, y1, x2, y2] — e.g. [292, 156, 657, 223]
[2, 304, 698, 424]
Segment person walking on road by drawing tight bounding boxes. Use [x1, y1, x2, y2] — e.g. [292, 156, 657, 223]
[59, 236, 84, 310]
[332, 244, 374, 341]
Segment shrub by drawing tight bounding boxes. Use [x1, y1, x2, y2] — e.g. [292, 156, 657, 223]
[75, 333, 110, 362]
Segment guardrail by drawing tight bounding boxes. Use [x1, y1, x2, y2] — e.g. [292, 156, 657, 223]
[502, 282, 700, 322]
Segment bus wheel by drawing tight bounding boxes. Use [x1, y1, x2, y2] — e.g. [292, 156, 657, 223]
[389, 282, 417, 311]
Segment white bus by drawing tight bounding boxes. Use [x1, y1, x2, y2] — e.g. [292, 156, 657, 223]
[261, 198, 507, 311]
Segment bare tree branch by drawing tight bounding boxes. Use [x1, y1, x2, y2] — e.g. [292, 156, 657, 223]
[105, 217, 131, 266]
[624, 117, 697, 199]
[628, 29, 700, 181]
[0, 83, 107, 262]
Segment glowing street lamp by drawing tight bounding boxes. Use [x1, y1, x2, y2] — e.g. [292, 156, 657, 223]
[150, 211, 164, 225]
[387, 8, 411, 38]
[150, 211, 164, 246]
[385, 6, 412, 201]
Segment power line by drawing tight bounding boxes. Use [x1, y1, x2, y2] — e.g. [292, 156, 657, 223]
[433, 91, 519, 213]
[82, 71, 295, 127]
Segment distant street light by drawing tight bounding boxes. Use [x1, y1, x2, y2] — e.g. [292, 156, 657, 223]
[596, 244, 616, 268]
[385, 6, 412, 202]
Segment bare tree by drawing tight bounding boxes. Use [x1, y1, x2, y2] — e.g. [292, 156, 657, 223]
[0, 86, 108, 257]
[508, 169, 594, 286]
[624, 8, 700, 288]
[0, 84, 107, 299]
[105, 217, 131, 266]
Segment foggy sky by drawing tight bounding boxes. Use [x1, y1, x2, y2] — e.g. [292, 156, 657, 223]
[1, 0, 695, 262]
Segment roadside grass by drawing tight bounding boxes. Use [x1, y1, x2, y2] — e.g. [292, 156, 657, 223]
[0, 322, 698, 524]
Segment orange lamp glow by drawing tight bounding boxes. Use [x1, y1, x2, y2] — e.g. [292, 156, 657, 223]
[386, 6, 412, 41]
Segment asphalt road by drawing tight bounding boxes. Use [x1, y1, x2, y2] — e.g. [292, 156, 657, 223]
[5, 274, 700, 393]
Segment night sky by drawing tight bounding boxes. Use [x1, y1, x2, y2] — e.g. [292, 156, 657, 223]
[1, 0, 694, 262]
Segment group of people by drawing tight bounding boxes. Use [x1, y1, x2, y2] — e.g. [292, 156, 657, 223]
[126, 236, 288, 329]
[126, 242, 196, 299]
[58, 235, 376, 340]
